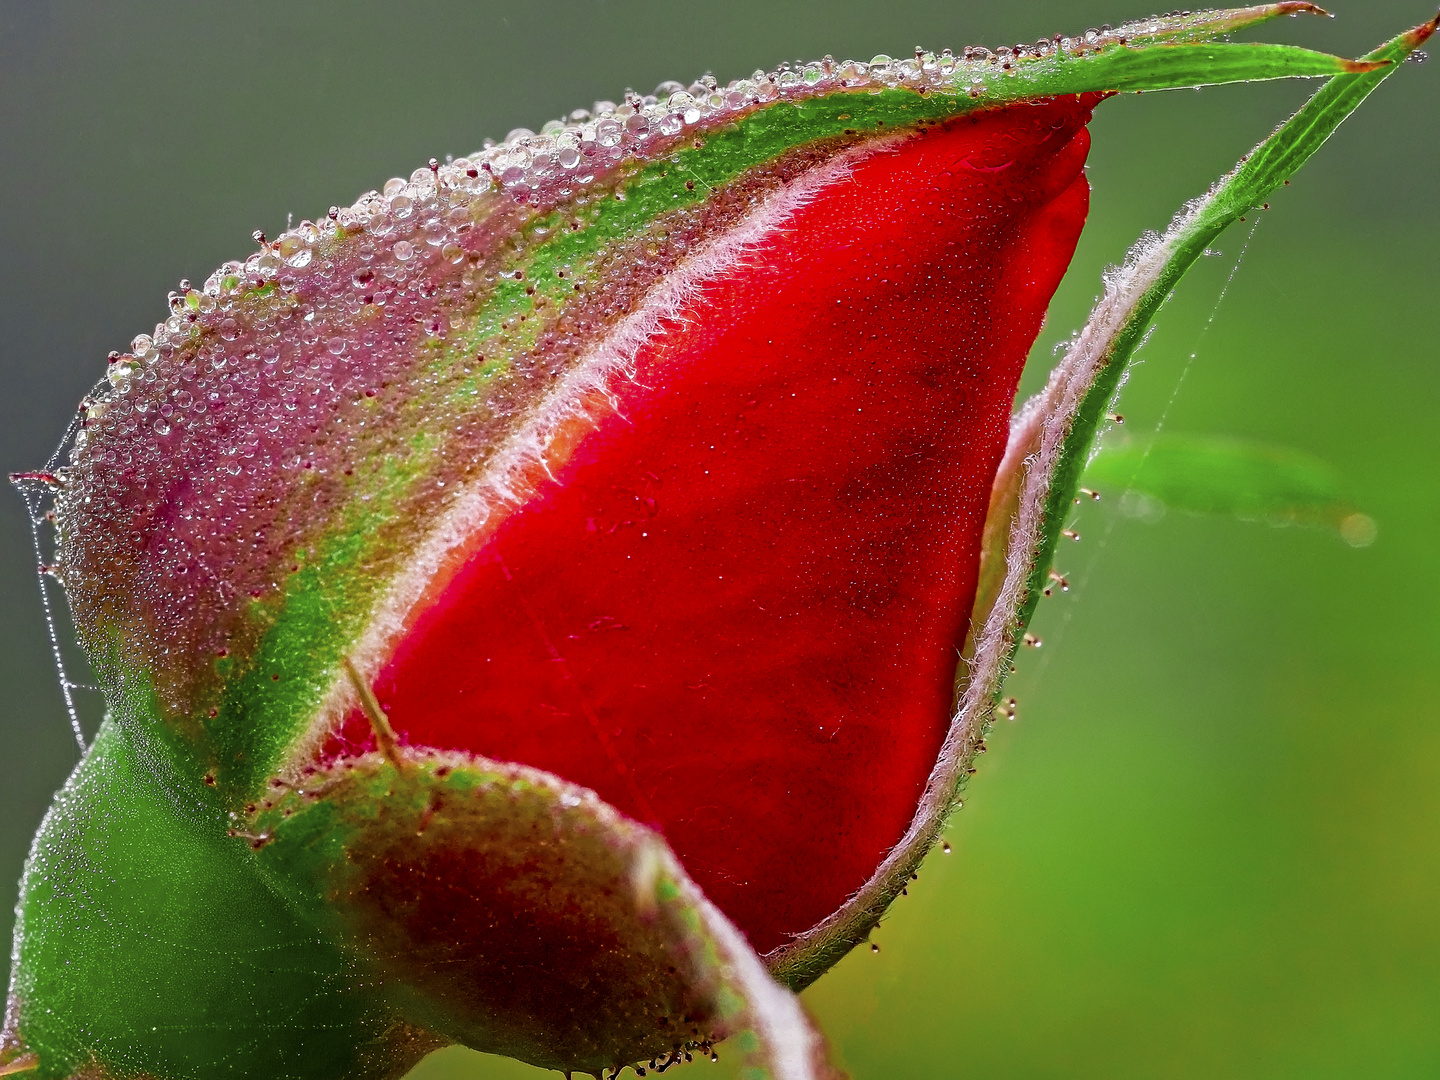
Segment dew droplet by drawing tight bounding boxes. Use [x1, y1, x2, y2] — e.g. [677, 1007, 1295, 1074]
[1340, 513, 1377, 548]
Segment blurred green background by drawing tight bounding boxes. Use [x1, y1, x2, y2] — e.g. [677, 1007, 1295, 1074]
[1, 2, 1435, 1077]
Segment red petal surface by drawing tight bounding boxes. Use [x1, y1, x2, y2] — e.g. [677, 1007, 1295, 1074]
[328, 98, 1094, 954]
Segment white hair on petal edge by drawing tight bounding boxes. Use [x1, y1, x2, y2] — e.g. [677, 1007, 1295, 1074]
[654, 844, 830, 1080]
[281, 134, 908, 778]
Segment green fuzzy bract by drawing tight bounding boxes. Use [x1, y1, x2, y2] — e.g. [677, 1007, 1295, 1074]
[8, 717, 405, 1080]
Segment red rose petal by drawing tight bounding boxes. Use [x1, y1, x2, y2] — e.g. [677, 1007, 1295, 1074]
[330, 98, 1094, 954]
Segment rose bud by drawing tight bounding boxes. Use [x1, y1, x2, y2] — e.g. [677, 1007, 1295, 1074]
[4, 7, 1429, 1080]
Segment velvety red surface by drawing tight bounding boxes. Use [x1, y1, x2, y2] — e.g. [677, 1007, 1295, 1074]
[331, 98, 1094, 955]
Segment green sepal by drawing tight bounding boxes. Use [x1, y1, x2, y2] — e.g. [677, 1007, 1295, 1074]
[1014, 12, 1435, 636]
[970, 41, 1381, 105]
[1, 718, 427, 1080]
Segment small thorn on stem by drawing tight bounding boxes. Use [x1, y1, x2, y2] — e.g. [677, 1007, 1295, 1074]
[1062, 528, 1081, 542]
[1023, 632, 1042, 648]
[1106, 412, 1125, 424]
[342, 656, 405, 770]
[0, 1052, 40, 1076]
[1079, 487, 1101, 502]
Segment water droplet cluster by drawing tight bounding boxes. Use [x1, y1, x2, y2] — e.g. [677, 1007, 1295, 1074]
[58, 158, 534, 716]
[50, 10, 1207, 722]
